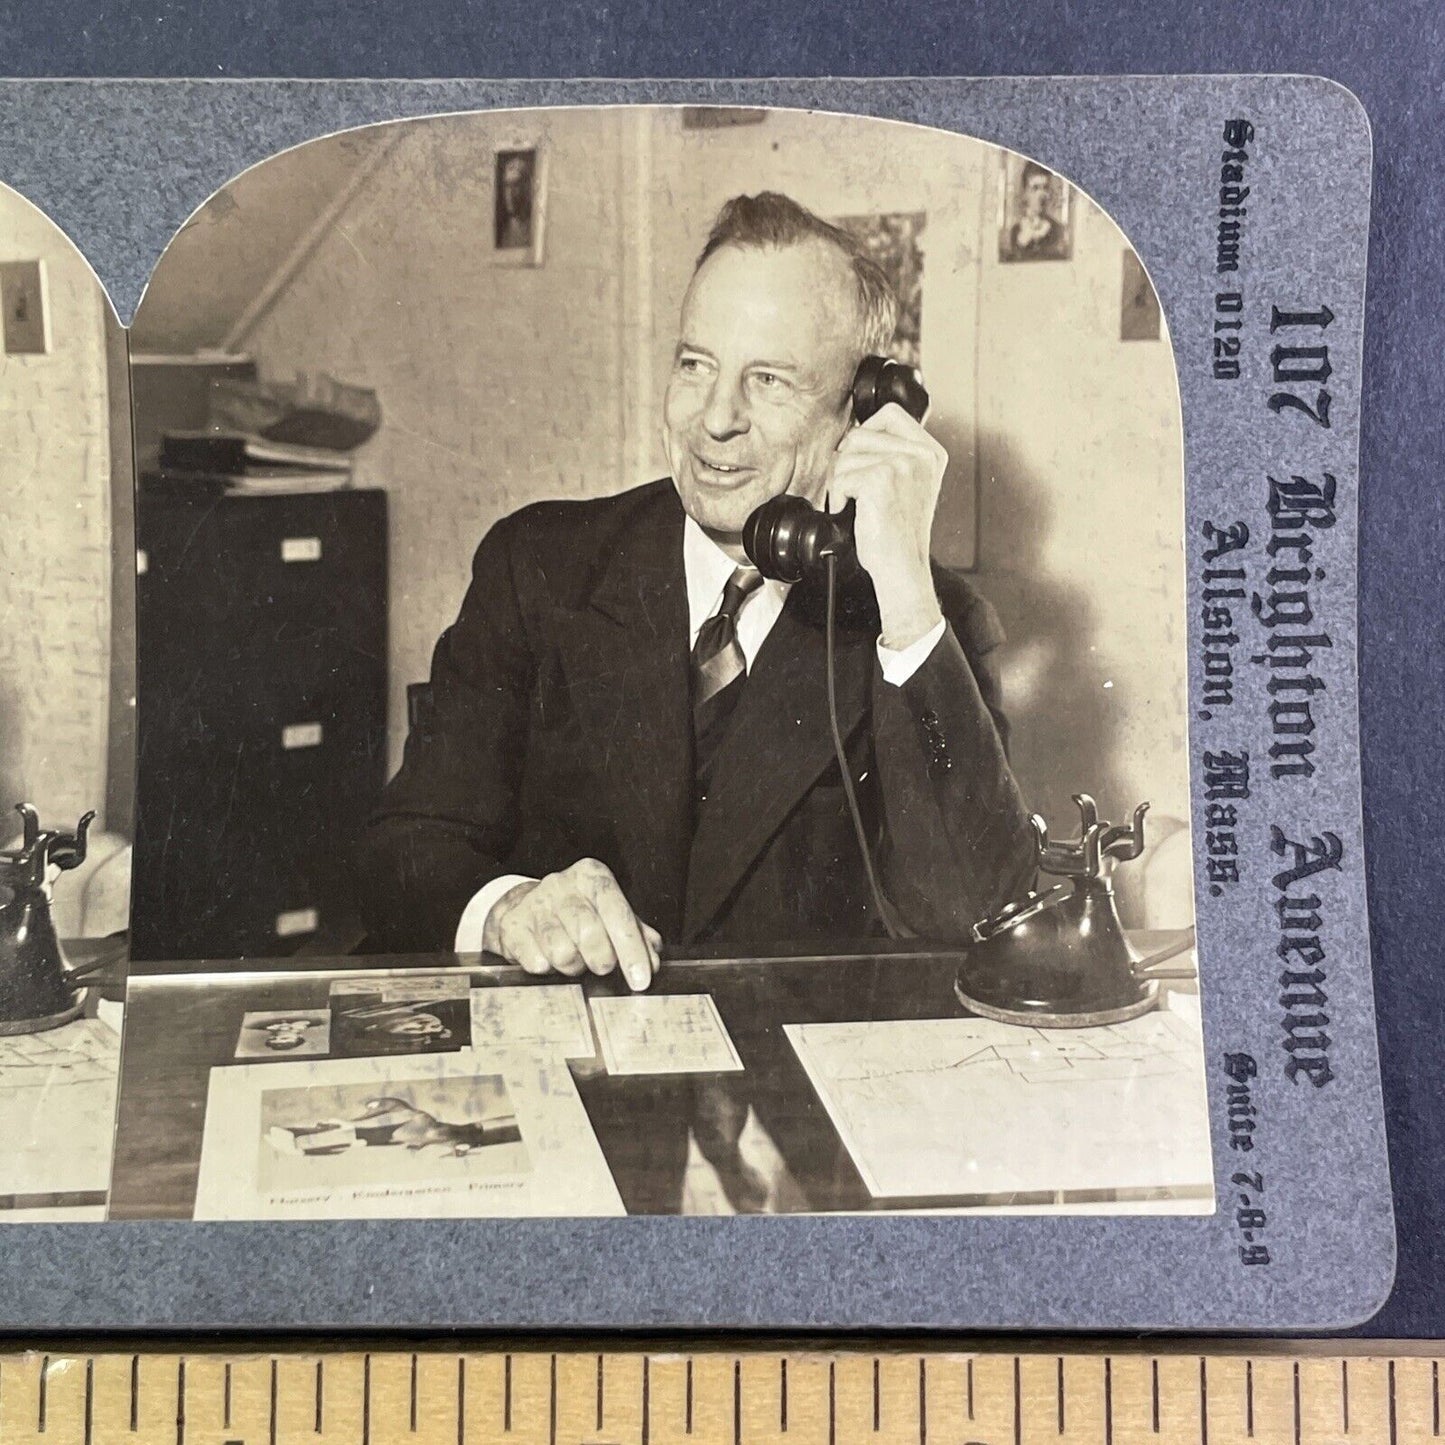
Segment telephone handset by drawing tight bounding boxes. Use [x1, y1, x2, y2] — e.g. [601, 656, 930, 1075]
[735, 356, 929, 941]
[742, 354, 930, 583]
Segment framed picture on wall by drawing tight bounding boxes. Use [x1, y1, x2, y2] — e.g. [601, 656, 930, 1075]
[493, 143, 547, 266]
[997, 154, 1073, 262]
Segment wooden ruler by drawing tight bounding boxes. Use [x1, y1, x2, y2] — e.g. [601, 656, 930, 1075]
[0, 1347, 1440, 1445]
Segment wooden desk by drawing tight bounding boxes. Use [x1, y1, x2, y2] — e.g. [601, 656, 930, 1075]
[109, 935, 1198, 1220]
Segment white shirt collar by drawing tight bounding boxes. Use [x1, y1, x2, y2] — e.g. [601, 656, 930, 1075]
[681, 513, 791, 650]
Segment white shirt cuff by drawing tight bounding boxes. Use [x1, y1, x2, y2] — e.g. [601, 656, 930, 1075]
[877, 618, 947, 687]
[454, 873, 537, 954]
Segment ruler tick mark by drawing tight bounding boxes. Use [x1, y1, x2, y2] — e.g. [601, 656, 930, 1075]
[316, 1359, 325, 1433]
[596, 1353, 604, 1431]
[642, 1357, 651, 1445]
[1105, 1357, 1114, 1445]
[364, 1354, 373, 1445]
[1342, 1359, 1349, 1434]
[1151, 1359, 1159, 1433]
[1389, 1360, 1398, 1445]
[1246, 1360, 1254, 1437]
[269, 1360, 278, 1445]
[734, 1360, 742, 1445]
[85, 1359, 94, 1445]
[873, 1358, 880, 1433]
[1433, 1359, 1439, 1436]
[39, 1354, 49, 1433]
[458, 1358, 466, 1445]
[411, 1354, 419, 1433]
[780, 1358, 788, 1432]
[1013, 1357, 1021, 1445]
[132, 1355, 141, 1433]
[1199, 1358, 1209, 1445]
[686, 1359, 694, 1435]
[967, 1359, 974, 1421]
[1057, 1357, 1065, 1434]
[828, 1361, 836, 1445]
[1293, 1362, 1301, 1445]
[918, 1359, 927, 1445]
[549, 1355, 557, 1445]
[504, 1355, 513, 1432]
[224, 1364, 232, 1430]
[178, 1358, 187, 1445]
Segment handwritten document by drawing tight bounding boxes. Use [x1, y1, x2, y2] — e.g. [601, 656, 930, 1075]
[0, 1017, 120, 1205]
[785, 998, 1212, 1204]
[469, 984, 594, 1058]
[589, 993, 744, 1076]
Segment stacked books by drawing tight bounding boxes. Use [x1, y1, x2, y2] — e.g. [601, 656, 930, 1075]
[150, 430, 355, 496]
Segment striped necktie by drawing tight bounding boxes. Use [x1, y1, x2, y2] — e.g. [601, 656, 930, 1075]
[691, 565, 765, 800]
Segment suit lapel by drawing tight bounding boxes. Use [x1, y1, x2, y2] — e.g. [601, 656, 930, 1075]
[556, 488, 694, 936]
[682, 579, 875, 939]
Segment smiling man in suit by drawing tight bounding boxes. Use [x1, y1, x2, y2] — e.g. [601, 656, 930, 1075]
[356, 191, 1036, 988]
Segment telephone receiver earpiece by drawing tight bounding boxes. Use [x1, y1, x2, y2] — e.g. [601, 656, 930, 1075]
[743, 356, 929, 582]
[850, 353, 930, 429]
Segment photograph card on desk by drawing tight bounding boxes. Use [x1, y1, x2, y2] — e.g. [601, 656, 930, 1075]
[0, 1018, 121, 1213]
[194, 1051, 625, 1220]
[469, 984, 594, 1059]
[0, 75, 1392, 1334]
[590, 992, 743, 1076]
[328, 976, 471, 1058]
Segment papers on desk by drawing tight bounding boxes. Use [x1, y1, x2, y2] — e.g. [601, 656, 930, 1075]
[193, 1049, 624, 1220]
[784, 997, 1212, 1206]
[470, 984, 593, 1058]
[0, 1016, 121, 1214]
[590, 992, 743, 1076]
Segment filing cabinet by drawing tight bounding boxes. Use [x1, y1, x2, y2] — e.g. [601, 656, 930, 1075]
[132, 488, 388, 960]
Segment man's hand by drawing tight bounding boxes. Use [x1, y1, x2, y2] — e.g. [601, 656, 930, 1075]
[826, 402, 947, 650]
[481, 857, 661, 992]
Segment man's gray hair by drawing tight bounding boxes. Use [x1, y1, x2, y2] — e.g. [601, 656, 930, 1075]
[696, 192, 900, 356]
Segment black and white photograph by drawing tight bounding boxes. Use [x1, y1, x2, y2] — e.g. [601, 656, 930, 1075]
[0, 175, 132, 1222]
[186, 1044, 625, 1220]
[234, 1008, 331, 1059]
[998, 154, 1074, 262]
[8, 102, 1207, 1224]
[493, 144, 545, 264]
[328, 976, 471, 1057]
[257, 1075, 527, 1193]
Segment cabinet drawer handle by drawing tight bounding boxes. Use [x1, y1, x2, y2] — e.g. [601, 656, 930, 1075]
[280, 536, 322, 563]
[275, 907, 319, 938]
[282, 722, 324, 750]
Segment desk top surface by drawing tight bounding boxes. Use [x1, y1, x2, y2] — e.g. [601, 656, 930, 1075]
[110, 933, 1199, 1221]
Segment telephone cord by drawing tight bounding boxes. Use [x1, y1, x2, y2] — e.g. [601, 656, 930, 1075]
[825, 551, 901, 940]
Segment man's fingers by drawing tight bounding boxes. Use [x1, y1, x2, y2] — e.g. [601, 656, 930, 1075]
[856, 400, 931, 437]
[557, 898, 619, 977]
[587, 877, 655, 991]
[825, 466, 873, 510]
[536, 918, 586, 977]
[502, 918, 554, 977]
[640, 923, 663, 977]
[836, 428, 935, 462]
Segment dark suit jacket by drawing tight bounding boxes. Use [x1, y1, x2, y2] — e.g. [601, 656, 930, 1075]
[356, 479, 1036, 953]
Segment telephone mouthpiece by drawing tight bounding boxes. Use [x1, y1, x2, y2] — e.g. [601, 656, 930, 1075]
[743, 495, 852, 583]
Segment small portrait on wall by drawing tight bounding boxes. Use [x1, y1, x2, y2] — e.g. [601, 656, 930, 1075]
[998, 155, 1073, 262]
[493, 145, 546, 265]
